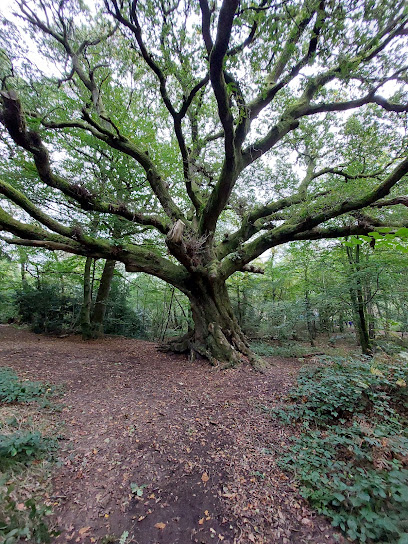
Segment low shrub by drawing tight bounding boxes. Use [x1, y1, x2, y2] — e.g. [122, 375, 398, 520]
[104, 280, 149, 338]
[274, 356, 408, 543]
[0, 370, 59, 543]
[0, 431, 55, 462]
[0, 368, 52, 404]
[14, 281, 150, 338]
[0, 481, 57, 544]
[375, 339, 408, 355]
[250, 341, 315, 358]
[15, 285, 78, 334]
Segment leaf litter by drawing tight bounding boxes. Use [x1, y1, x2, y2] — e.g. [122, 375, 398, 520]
[0, 326, 345, 544]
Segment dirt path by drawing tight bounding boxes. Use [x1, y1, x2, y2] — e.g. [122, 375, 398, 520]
[0, 327, 344, 544]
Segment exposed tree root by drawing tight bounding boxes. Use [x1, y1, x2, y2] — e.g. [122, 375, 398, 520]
[159, 324, 268, 370]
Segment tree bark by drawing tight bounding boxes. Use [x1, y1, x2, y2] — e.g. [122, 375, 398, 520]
[351, 290, 372, 354]
[383, 298, 392, 340]
[91, 259, 116, 337]
[160, 276, 260, 368]
[20, 262, 27, 287]
[338, 311, 345, 333]
[304, 265, 316, 347]
[366, 291, 376, 340]
[80, 256, 93, 340]
[346, 245, 372, 355]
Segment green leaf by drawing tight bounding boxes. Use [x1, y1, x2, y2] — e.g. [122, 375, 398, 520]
[368, 231, 383, 240]
[376, 228, 393, 233]
[395, 228, 408, 239]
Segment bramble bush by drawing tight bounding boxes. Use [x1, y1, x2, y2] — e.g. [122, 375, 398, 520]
[0, 482, 57, 544]
[250, 341, 315, 358]
[0, 431, 56, 462]
[273, 356, 408, 543]
[0, 368, 52, 404]
[14, 285, 79, 334]
[0, 368, 59, 543]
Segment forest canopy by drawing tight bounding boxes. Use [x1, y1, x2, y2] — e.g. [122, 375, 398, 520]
[0, 0, 407, 364]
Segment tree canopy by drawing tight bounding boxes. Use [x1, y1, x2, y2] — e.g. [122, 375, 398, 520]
[0, 0, 407, 364]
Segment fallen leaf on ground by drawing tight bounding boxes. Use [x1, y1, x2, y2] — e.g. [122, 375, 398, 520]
[201, 472, 209, 483]
[155, 522, 166, 529]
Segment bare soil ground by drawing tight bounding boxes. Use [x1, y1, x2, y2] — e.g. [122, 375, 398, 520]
[0, 326, 345, 544]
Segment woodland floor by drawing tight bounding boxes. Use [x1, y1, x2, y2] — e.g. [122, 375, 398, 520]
[0, 326, 347, 544]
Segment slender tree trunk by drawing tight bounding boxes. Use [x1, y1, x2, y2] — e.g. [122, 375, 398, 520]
[91, 258, 97, 298]
[20, 262, 27, 287]
[236, 284, 242, 327]
[339, 313, 344, 333]
[366, 293, 376, 340]
[34, 265, 41, 290]
[80, 256, 93, 339]
[304, 266, 315, 347]
[161, 287, 175, 340]
[346, 245, 372, 355]
[91, 259, 116, 337]
[241, 284, 248, 330]
[383, 297, 392, 339]
[351, 288, 371, 354]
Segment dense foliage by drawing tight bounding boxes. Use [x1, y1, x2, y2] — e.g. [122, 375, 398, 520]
[15, 285, 78, 334]
[2, 236, 408, 352]
[14, 280, 148, 337]
[0, 0, 407, 364]
[274, 356, 408, 543]
[0, 368, 59, 543]
[0, 367, 51, 404]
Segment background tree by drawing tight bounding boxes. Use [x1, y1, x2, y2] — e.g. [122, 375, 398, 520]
[79, 257, 116, 339]
[0, 0, 408, 365]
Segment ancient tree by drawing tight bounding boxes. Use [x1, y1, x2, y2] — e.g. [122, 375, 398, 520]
[0, 0, 408, 364]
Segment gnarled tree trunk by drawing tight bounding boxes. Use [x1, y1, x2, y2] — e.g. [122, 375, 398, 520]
[161, 275, 259, 368]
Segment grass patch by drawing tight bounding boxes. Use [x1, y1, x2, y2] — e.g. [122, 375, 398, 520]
[272, 355, 408, 543]
[0, 369, 61, 543]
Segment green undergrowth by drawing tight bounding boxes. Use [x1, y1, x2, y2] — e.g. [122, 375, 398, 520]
[375, 339, 408, 356]
[0, 367, 55, 405]
[0, 367, 60, 543]
[250, 341, 316, 358]
[271, 355, 408, 543]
